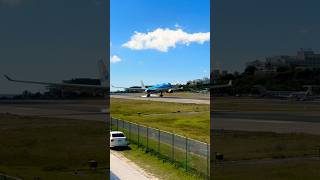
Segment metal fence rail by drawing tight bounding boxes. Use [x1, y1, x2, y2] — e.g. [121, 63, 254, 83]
[111, 117, 210, 179]
[0, 174, 22, 180]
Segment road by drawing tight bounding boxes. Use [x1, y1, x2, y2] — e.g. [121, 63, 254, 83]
[110, 150, 157, 180]
[1, 99, 320, 135]
[111, 94, 209, 104]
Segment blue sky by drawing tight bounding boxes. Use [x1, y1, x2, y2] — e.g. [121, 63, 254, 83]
[214, 0, 320, 72]
[110, 0, 210, 90]
[0, 0, 106, 94]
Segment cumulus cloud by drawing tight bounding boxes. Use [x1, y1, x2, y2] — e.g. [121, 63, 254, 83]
[122, 28, 210, 52]
[110, 55, 121, 63]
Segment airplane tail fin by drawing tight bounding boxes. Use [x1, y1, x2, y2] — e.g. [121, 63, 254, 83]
[98, 59, 108, 87]
[141, 80, 145, 89]
[4, 75, 13, 81]
[304, 86, 313, 96]
[254, 85, 268, 95]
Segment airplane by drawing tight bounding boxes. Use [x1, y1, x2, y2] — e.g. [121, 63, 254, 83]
[254, 85, 312, 100]
[4, 59, 109, 96]
[113, 80, 232, 97]
[112, 81, 183, 97]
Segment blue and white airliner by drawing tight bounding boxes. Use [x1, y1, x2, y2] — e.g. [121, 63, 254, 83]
[4, 59, 232, 98]
[113, 81, 183, 97]
[113, 80, 232, 98]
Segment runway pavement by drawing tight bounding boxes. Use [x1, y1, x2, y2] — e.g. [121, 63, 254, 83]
[111, 94, 210, 104]
[1, 99, 320, 135]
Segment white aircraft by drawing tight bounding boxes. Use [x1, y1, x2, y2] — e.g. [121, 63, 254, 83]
[5, 59, 232, 98]
[4, 59, 109, 92]
[254, 85, 313, 100]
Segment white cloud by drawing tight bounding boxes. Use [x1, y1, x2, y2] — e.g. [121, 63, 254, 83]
[110, 55, 121, 63]
[174, 23, 182, 29]
[122, 28, 210, 52]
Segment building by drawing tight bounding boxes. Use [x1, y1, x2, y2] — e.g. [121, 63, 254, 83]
[246, 49, 320, 74]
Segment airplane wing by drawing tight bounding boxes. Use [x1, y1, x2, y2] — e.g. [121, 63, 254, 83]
[206, 80, 232, 89]
[111, 85, 145, 91]
[187, 80, 232, 92]
[4, 75, 107, 89]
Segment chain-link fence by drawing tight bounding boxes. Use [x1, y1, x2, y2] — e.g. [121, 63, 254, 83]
[111, 117, 210, 179]
[0, 174, 21, 180]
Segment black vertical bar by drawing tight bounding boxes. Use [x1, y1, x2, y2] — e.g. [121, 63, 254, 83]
[207, 143, 209, 180]
[210, 0, 214, 179]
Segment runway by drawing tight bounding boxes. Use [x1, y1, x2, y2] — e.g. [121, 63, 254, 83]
[1, 99, 320, 135]
[111, 94, 209, 104]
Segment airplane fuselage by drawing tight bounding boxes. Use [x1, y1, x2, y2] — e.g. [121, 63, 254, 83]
[145, 83, 173, 93]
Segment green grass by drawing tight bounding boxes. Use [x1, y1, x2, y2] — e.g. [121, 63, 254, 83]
[0, 114, 107, 180]
[111, 98, 320, 161]
[111, 97, 320, 179]
[114, 125, 209, 178]
[111, 98, 210, 142]
[118, 144, 202, 180]
[213, 130, 320, 161]
[213, 160, 320, 180]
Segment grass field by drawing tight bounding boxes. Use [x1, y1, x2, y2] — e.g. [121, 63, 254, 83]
[213, 160, 320, 180]
[111, 97, 320, 179]
[118, 144, 201, 180]
[112, 123, 209, 178]
[213, 130, 320, 160]
[111, 97, 320, 161]
[0, 114, 107, 180]
[111, 98, 210, 142]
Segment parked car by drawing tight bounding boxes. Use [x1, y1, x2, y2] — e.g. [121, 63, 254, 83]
[110, 131, 129, 147]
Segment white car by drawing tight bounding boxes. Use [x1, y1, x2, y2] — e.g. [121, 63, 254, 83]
[110, 131, 129, 147]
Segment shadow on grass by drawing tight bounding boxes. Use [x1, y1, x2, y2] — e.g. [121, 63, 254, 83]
[110, 146, 132, 151]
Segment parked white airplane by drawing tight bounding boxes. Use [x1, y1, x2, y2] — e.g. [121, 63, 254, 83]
[4, 59, 109, 90]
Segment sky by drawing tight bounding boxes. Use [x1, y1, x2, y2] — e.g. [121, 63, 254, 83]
[214, 0, 320, 72]
[1, 0, 319, 94]
[0, 0, 106, 94]
[110, 0, 210, 91]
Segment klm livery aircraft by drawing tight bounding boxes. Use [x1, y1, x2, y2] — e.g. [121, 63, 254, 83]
[113, 80, 232, 97]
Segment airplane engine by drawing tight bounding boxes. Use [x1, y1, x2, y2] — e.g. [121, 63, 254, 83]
[167, 89, 173, 93]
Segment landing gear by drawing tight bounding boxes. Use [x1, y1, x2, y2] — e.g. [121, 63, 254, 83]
[160, 91, 163, 97]
[147, 93, 151, 97]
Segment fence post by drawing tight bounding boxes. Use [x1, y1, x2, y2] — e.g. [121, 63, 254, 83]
[172, 133, 174, 162]
[158, 129, 160, 157]
[129, 123, 131, 141]
[110, 118, 112, 131]
[185, 137, 188, 172]
[122, 120, 124, 130]
[146, 127, 149, 151]
[116, 119, 119, 131]
[138, 125, 140, 148]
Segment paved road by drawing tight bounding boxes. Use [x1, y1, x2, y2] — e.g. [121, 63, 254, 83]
[110, 150, 158, 180]
[1, 99, 320, 135]
[111, 95, 209, 104]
